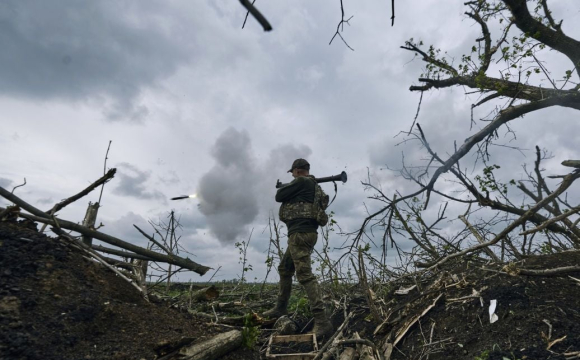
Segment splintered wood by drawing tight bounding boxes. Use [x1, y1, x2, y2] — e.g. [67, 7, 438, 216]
[393, 294, 442, 347]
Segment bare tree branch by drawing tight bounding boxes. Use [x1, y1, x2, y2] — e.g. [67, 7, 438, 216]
[239, 0, 272, 31]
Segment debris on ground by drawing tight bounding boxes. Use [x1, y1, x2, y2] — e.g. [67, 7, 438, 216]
[2, 218, 580, 359]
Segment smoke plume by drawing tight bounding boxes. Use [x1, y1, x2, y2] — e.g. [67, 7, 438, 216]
[197, 128, 312, 243]
[197, 128, 259, 243]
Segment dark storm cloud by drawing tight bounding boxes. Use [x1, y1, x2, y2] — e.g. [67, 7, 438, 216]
[0, 0, 189, 121]
[112, 163, 166, 201]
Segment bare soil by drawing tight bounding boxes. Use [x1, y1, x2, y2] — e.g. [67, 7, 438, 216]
[0, 220, 260, 360]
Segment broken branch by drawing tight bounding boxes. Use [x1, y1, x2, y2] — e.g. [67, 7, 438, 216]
[0, 188, 210, 276]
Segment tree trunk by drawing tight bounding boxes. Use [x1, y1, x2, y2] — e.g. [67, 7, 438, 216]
[81, 202, 99, 246]
[132, 258, 148, 293]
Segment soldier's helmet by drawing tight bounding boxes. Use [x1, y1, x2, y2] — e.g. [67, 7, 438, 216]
[287, 158, 310, 173]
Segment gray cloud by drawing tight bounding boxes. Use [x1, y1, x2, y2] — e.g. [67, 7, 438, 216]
[0, 0, 189, 121]
[113, 163, 166, 202]
[2, 0, 577, 281]
[36, 197, 55, 205]
[157, 170, 181, 186]
[0, 178, 14, 207]
[98, 211, 151, 249]
[0, 177, 13, 189]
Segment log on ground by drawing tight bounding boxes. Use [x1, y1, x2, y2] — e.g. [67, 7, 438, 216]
[191, 286, 219, 302]
[165, 330, 242, 360]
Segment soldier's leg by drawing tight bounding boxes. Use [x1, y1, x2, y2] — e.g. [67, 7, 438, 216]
[289, 232, 332, 338]
[263, 244, 294, 318]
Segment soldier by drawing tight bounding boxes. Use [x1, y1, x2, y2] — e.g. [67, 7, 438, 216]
[263, 158, 333, 339]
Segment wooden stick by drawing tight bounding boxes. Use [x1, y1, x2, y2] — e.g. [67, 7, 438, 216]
[313, 312, 354, 360]
[238, 0, 272, 31]
[359, 250, 382, 323]
[459, 215, 501, 262]
[134, 224, 173, 255]
[38, 170, 114, 232]
[92, 244, 153, 261]
[520, 205, 580, 236]
[393, 294, 442, 347]
[518, 266, 580, 276]
[354, 332, 378, 360]
[45, 168, 116, 214]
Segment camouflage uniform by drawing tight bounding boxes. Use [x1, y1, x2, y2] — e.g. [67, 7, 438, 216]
[278, 232, 324, 314]
[263, 159, 332, 339]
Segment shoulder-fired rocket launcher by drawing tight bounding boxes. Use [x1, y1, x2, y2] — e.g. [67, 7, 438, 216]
[275, 171, 347, 188]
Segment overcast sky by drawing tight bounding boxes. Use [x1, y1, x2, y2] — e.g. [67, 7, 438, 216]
[1, 0, 579, 282]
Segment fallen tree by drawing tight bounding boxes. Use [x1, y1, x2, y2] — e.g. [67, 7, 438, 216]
[0, 186, 211, 276]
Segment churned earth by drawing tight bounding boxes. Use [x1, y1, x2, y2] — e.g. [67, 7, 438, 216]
[345, 251, 580, 360]
[2, 219, 580, 360]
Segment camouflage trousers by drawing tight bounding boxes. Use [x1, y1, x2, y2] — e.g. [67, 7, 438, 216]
[278, 232, 324, 313]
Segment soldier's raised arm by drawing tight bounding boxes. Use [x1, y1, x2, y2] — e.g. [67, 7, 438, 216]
[275, 177, 304, 203]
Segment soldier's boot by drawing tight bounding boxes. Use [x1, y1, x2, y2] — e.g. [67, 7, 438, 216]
[302, 280, 333, 340]
[262, 276, 292, 318]
[312, 310, 333, 340]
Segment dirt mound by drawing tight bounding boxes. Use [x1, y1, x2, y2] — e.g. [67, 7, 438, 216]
[0, 220, 259, 360]
[361, 253, 580, 360]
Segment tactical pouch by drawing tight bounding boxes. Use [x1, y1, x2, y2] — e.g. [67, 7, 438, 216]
[279, 178, 329, 226]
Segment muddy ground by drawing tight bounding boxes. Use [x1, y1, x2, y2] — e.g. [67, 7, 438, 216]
[1, 219, 580, 359]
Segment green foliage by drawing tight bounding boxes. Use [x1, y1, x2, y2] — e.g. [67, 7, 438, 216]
[288, 295, 311, 318]
[359, 242, 371, 253]
[474, 164, 509, 195]
[235, 240, 253, 283]
[407, 0, 574, 92]
[241, 313, 260, 349]
[474, 350, 490, 360]
[539, 242, 553, 254]
[316, 211, 341, 287]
